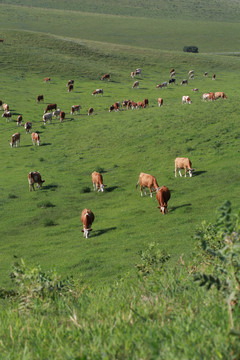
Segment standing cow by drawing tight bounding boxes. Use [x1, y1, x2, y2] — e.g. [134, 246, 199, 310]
[92, 171, 106, 192]
[17, 115, 23, 126]
[28, 171, 45, 191]
[24, 122, 32, 133]
[175, 157, 194, 178]
[10, 133, 20, 147]
[31, 132, 40, 146]
[136, 172, 159, 197]
[156, 186, 171, 215]
[81, 209, 95, 238]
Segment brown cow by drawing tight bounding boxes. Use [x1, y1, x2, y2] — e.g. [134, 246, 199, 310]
[60, 111, 65, 122]
[88, 108, 94, 116]
[81, 208, 95, 238]
[37, 95, 44, 103]
[3, 103, 9, 111]
[132, 81, 139, 88]
[10, 133, 20, 147]
[101, 73, 110, 81]
[212, 74, 216, 80]
[158, 98, 163, 107]
[137, 101, 144, 108]
[143, 98, 149, 107]
[68, 84, 74, 92]
[122, 99, 130, 107]
[156, 186, 171, 215]
[92, 171, 106, 192]
[24, 122, 32, 133]
[175, 157, 194, 178]
[28, 171, 45, 191]
[109, 102, 120, 112]
[44, 103, 57, 113]
[2, 111, 12, 121]
[70, 105, 80, 115]
[92, 89, 103, 96]
[215, 92, 227, 99]
[17, 115, 22, 126]
[136, 172, 160, 197]
[44, 77, 50, 82]
[31, 132, 40, 146]
[131, 71, 135, 78]
[208, 92, 215, 101]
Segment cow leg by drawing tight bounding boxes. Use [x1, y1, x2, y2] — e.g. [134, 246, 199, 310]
[93, 182, 96, 191]
[143, 187, 147, 196]
[178, 169, 182, 177]
[185, 168, 187, 177]
[175, 167, 177, 177]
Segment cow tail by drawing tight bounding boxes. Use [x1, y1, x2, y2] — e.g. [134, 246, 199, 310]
[136, 180, 139, 189]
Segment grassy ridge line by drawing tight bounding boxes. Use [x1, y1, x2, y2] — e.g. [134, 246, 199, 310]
[1, 5, 240, 52]
[1, 0, 240, 22]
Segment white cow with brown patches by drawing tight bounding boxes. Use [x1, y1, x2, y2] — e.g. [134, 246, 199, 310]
[28, 171, 45, 191]
[10, 133, 20, 147]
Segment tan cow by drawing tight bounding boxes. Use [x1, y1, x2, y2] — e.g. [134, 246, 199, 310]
[158, 98, 163, 107]
[10, 133, 20, 147]
[17, 115, 22, 126]
[92, 171, 106, 192]
[70, 105, 80, 115]
[3, 103, 9, 111]
[28, 171, 45, 191]
[156, 186, 171, 215]
[215, 92, 227, 99]
[31, 132, 40, 146]
[81, 208, 95, 238]
[44, 77, 51, 82]
[136, 172, 160, 197]
[175, 157, 194, 178]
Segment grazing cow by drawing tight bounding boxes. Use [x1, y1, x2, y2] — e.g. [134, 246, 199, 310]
[44, 104, 57, 113]
[70, 105, 80, 115]
[88, 107, 94, 116]
[156, 81, 167, 89]
[68, 84, 74, 92]
[17, 115, 22, 126]
[43, 112, 52, 125]
[188, 70, 194, 76]
[92, 89, 103, 96]
[101, 73, 110, 81]
[10, 133, 20, 147]
[158, 98, 163, 107]
[156, 186, 171, 215]
[180, 79, 188, 85]
[37, 95, 44, 103]
[53, 109, 61, 119]
[208, 92, 215, 101]
[3, 103, 9, 112]
[204, 72, 208, 77]
[60, 111, 65, 123]
[0, 100, 2, 110]
[131, 101, 138, 109]
[135, 68, 141, 76]
[175, 157, 194, 178]
[192, 88, 199, 93]
[182, 96, 191, 104]
[81, 208, 95, 238]
[169, 78, 176, 85]
[215, 92, 227, 99]
[2, 111, 12, 121]
[143, 98, 149, 107]
[137, 101, 144, 108]
[202, 93, 209, 101]
[28, 171, 45, 191]
[24, 122, 32, 133]
[109, 102, 120, 112]
[136, 172, 160, 198]
[44, 77, 50, 82]
[67, 80, 74, 87]
[92, 171, 106, 192]
[122, 99, 130, 107]
[31, 132, 40, 146]
[132, 81, 139, 88]
[212, 74, 216, 80]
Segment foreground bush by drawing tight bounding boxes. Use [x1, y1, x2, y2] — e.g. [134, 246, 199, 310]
[0, 203, 239, 359]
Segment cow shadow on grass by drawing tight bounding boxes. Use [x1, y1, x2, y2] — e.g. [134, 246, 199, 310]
[193, 170, 207, 177]
[43, 184, 59, 191]
[105, 186, 118, 193]
[40, 142, 52, 147]
[21, 145, 32, 148]
[169, 203, 192, 213]
[92, 227, 117, 238]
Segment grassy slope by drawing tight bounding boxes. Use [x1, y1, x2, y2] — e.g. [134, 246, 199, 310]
[0, 3, 240, 288]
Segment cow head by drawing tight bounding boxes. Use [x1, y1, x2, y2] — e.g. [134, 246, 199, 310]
[188, 169, 194, 177]
[158, 204, 168, 215]
[82, 228, 92, 238]
[37, 179, 45, 188]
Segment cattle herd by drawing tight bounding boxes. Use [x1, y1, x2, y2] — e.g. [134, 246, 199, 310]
[1, 67, 227, 238]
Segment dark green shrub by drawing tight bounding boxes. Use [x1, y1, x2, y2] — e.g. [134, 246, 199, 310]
[183, 46, 199, 53]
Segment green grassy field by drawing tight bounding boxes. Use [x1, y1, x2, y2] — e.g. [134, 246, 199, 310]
[0, 1, 240, 290]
